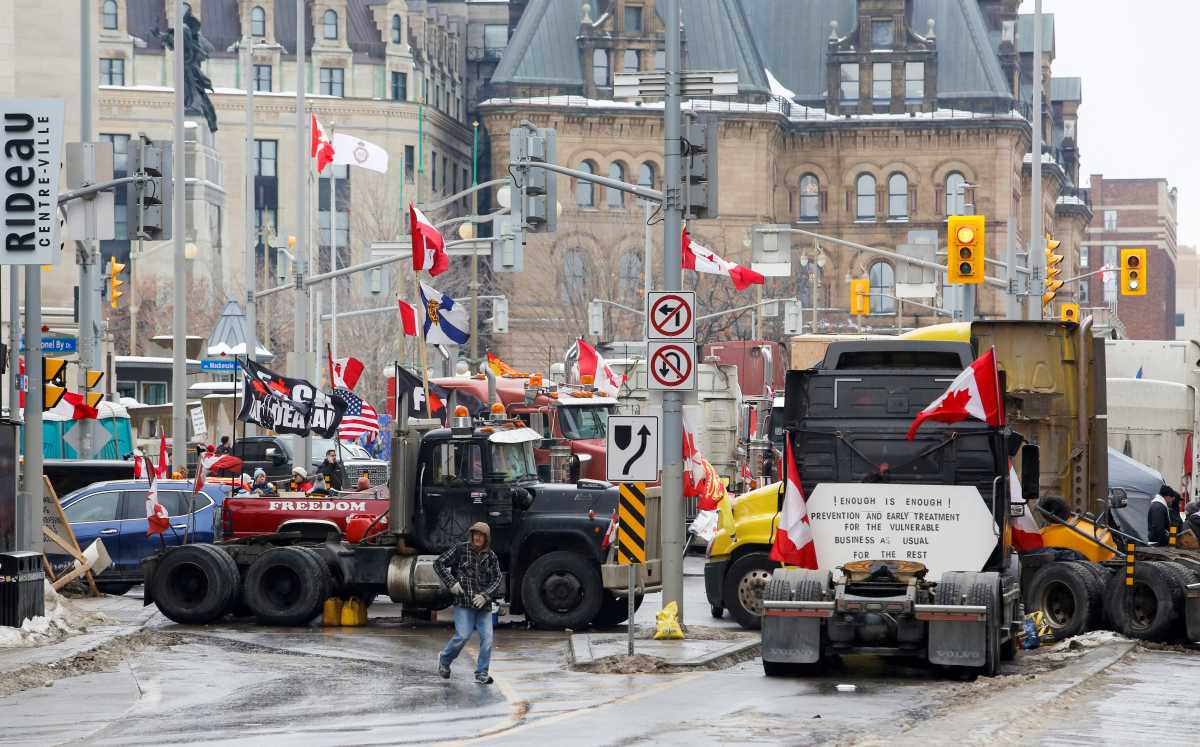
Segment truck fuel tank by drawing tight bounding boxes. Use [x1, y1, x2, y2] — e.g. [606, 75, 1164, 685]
[387, 554, 454, 608]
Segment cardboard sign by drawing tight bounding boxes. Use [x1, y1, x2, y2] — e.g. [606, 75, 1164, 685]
[40, 476, 100, 594]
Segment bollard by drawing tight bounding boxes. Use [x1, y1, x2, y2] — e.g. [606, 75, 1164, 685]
[1126, 543, 1136, 587]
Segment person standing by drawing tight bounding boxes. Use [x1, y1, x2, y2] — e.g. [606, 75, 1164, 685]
[216, 436, 232, 455]
[1148, 485, 1184, 545]
[434, 522, 501, 684]
[316, 448, 346, 491]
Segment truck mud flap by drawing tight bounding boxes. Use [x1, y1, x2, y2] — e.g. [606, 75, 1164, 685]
[761, 602, 823, 664]
[1186, 583, 1200, 643]
[925, 608, 988, 667]
[704, 560, 726, 609]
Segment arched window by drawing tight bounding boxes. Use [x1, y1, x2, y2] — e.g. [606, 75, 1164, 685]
[856, 173, 876, 219]
[250, 6, 266, 37]
[323, 9, 338, 40]
[576, 160, 596, 207]
[619, 251, 642, 300]
[638, 161, 656, 190]
[101, 0, 118, 30]
[391, 14, 403, 44]
[623, 49, 640, 72]
[561, 249, 587, 303]
[799, 173, 819, 220]
[592, 49, 610, 86]
[945, 171, 966, 216]
[868, 261, 897, 314]
[607, 162, 625, 208]
[888, 172, 909, 219]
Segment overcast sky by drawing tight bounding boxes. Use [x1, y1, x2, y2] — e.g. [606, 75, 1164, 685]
[1039, 1, 1195, 245]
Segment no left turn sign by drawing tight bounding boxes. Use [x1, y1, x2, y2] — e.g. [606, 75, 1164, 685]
[647, 290, 695, 340]
[648, 341, 696, 390]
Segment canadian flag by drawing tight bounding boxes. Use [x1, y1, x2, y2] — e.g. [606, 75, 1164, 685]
[682, 409, 706, 498]
[577, 338, 625, 397]
[157, 432, 169, 479]
[682, 228, 765, 292]
[1009, 461, 1044, 552]
[132, 449, 145, 480]
[145, 469, 169, 536]
[194, 446, 245, 495]
[311, 114, 335, 174]
[906, 347, 1004, 440]
[410, 204, 448, 276]
[769, 437, 818, 568]
[329, 354, 365, 390]
[398, 300, 421, 337]
[600, 510, 618, 549]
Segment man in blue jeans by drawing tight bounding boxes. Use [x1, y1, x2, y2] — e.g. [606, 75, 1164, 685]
[434, 522, 502, 684]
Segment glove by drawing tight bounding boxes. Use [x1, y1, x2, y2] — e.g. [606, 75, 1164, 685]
[472, 594, 488, 609]
[450, 582, 464, 595]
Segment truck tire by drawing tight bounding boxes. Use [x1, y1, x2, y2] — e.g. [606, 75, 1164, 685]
[968, 575, 1001, 677]
[761, 569, 830, 677]
[1024, 562, 1103, 640]
[1079, 563, 1111, 631]
[244, 546, 331, 626]
[520, 551, 604, 630]
[97, 582, 135, 596]
[1104, 560, 1183, 641]
[591, 591, 644, 627]
[151, 544, 240, 625]
[723, 552, 778, 630]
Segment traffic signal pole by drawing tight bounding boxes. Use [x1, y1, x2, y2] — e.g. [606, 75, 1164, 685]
[78, 0, 101, 458]
[1029, 0, 1045, 321]
[171, 0, 188, 474]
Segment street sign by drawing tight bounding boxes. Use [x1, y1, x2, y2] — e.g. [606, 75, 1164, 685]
[200, 358, 238, 372]
[617, 482, 648, 565]
[646, 290, 695, 340]
[19, 337, 78, 354]
[1, 100, 65, 265]
[647, 341, 696, 391]
[606, 415, 660, 483]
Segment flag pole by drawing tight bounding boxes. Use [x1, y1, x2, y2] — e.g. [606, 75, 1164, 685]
[330, 122, 339, 362]
[415, 275, 432, 419]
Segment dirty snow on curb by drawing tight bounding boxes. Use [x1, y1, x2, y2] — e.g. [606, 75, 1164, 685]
[0, 582, 111, 648]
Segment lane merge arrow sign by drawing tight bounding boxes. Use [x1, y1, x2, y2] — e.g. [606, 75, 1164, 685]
[607, 415, 660, 483]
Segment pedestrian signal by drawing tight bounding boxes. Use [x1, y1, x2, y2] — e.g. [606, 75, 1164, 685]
[850, 279, 870, 316]
[1060, 303, 1079, 323]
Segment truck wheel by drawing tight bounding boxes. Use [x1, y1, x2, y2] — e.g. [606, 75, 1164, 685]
[710, 604, 724, 619]
[1104, 561, 1183, 641]
[968, 575, 1001, 677]
[244, 546, 331, 626]
[723, 553, 778, 630]
[97, 582, 135, 596]
[1025, 562, 1103, 640]
[591, 591, 644, 627]
[520, 551, 604, 630]
[1079, 563, 1111, 631]
[151, 544, 240, 625]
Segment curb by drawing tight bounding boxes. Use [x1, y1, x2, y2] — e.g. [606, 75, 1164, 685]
[568, 632, 761, 670]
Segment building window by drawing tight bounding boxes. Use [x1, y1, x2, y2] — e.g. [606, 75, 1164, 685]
[638, 161, 656, 190]
[905, 62, 924, 101]
[856, 173, 876, 220]
[404, 145, 415, 180]
[625, 5, 644, 32]
[319, 67, 344, 96]
[592, 49, 610, 86]
[1103, 245, 1118, 304]
[431, 150, 437, 191]
[607, 162, 626, 208]
[623, 49, 640, 73]
[484, 24, 507, 59]
[1104, 210, 1117, 230]
[99, 58, 125, 86]
[253, 64, 271, 92]
[391, 14, 403, 44]
[872, 19, 895, 48]
[323, 9, 338, 40]
[100, 134, 129, 240]
[840, 64, 859, 102]
[1177, 313, 1186, 327]
[872, 62, 892, 103]
[887, 173, 908, 220]
[799, 173, 819, 220]
[945, 171, 966, 216]
[255, 207, 276, 235]
[391, 71, 407, 101]
[577, 160, 596, 207]
[654, 50, 665, 71]
[141, 382, 167, 406]
[101, 0, 118, 30]
[868, 261, 896, 314]
[1079, 275, 1090, 304]
[619, 251, 642, 301]
[442, 155, 448, 194]
[1080, 245, 1089, 267]
[253, 139, 276, 176]
[562, 249, 587, 303]
[250, 6, 266, 37]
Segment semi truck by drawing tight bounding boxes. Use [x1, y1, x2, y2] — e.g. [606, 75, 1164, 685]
[142, 407, 660, 630]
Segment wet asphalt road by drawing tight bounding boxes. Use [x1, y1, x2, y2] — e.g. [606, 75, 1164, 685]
[3, 557, 1200, 746]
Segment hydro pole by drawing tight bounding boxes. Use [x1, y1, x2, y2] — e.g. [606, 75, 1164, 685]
[171, 0, 188, 474]
[243, 24, 258, 375]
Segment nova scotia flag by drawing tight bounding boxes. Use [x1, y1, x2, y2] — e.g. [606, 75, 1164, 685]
[419, 281, 470, 346]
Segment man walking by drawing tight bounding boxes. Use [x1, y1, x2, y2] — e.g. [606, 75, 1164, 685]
[434, 522, 501, 684]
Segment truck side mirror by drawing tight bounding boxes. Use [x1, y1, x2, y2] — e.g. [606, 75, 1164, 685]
[509, 486, 534, 510]
[1107, 487, 1128, 509]
[1020, 443, 1040, 503]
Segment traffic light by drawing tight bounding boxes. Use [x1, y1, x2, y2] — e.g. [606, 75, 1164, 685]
[1060, 303, 1080, 323]
[1042, 234, 1064, 307]
[43, 358, 66, 411]
[126, 135, 172, 241]
[109, 256, 126, 309]
[1120, 247, 1147, 296]
[588, 300, 604, 339]
[509, 125, 557, 233]
[683, 115, 719, 219]
[84, 369, 104, 409]
[850, 278, 871, 316]
[492, 298, 509, 334]
[946, 215, 986, 284]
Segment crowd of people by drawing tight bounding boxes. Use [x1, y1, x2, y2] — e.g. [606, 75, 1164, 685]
[230, 449, 373, 498]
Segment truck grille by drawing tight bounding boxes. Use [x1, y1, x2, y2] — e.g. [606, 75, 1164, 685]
[349, 462, 389, 486]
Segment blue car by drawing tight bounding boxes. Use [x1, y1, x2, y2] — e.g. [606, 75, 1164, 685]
[55, 480, 229, 594]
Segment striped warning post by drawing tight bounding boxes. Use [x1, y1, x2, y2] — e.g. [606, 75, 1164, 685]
[617, 482, 647, 565]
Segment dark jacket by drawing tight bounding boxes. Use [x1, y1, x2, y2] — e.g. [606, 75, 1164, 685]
[1148, 496, 1183, 545]
[316, 460, 346, 491]
[434, 522, 502, 608]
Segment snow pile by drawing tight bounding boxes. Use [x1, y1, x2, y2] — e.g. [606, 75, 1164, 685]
[0, 582, 111, 649]
[1045, 630, 1129, 653]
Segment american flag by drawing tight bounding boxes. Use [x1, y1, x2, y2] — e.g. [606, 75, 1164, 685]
[334, 387, 380, 440]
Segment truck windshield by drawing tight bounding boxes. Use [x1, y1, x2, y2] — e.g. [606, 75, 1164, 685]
[559, 405, 609, 440]
[492, 442, 537, 481]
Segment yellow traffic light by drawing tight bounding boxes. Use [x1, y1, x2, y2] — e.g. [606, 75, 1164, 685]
[947, 215, 985, 284]
[85, 369, 104, 409]
[1061, 303, 1080, 323]
[109, 257, 126, 309]
[850, 278, 871, 316]
[43, 358, 67, 411]
[1120, 248, 1147, 296]
[1042, 233, 1065, 307]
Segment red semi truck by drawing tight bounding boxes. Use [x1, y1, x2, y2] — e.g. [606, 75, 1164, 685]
[218, 486, 391, 542]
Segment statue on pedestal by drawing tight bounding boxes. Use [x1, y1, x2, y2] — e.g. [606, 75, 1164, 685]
[156, 7, 219, 132]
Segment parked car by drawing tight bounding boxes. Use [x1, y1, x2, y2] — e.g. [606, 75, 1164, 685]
[188, 436, 388, 488]
[53, 479, 229, 595]
[310, 437, 389, 487]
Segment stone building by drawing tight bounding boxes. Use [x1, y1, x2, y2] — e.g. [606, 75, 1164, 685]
[1175, 245, 1199, 342]
[480, 0, 1093, 369]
